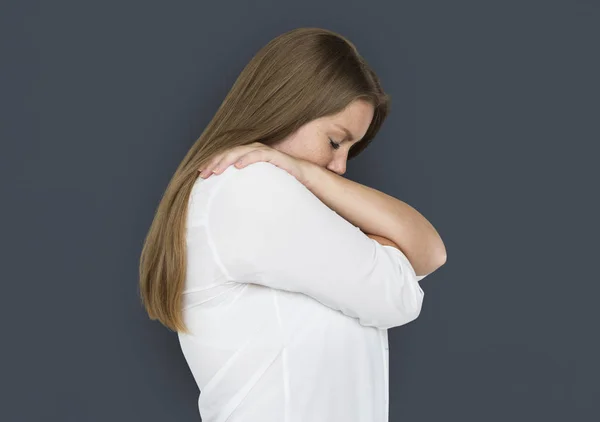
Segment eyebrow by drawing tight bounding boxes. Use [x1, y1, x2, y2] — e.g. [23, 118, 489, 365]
[332, 123, 357, 143]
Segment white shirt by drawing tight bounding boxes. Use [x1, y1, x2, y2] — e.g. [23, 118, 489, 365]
[178, 161, 428, 422]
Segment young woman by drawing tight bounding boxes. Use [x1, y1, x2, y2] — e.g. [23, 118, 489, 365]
[139, 27, 446, 422]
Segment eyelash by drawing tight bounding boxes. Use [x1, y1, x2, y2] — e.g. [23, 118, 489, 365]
[329, 138, 341, 150]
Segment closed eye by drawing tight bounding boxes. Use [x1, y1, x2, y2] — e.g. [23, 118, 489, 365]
[329, 138, 341, 150]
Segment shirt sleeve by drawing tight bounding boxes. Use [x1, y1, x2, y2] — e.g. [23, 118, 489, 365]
[206, 162, 429, 329]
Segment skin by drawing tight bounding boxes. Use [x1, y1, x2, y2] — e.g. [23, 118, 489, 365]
[270, 99, 401, 249]
[270, 99, 374, 177]
[198, 98, 445, 270]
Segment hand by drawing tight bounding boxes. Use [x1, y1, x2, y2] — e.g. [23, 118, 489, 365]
[198, 142, 311, 186]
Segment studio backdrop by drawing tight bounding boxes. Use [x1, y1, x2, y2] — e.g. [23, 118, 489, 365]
[2, 0, 598, 421]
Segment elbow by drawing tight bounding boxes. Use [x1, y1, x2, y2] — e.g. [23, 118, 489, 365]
[389, 265, 427, 328]
[357, 299, 424, 330]
[428, 237, 447, 269]
[437, 245, 447, 265]
[435, 240, 448, 265]
[400, 282, 425, 323]
[415, 248, 447, 277]
[375, 302, 424, 330]
[362, 282, 425, 330]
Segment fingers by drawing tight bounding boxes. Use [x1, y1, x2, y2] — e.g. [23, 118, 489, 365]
[198, 144, 265, 178]
[198, 168, 214, 179]
[211, 150, 248, 174]
[198, 154, 233, 178]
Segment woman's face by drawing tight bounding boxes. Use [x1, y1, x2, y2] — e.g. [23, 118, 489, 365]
[271, 99, 375, 176]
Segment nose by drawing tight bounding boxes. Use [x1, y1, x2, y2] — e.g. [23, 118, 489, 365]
[327, 160, 347, 176]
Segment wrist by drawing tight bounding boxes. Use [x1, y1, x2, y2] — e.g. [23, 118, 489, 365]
[298, 160, 323, 190]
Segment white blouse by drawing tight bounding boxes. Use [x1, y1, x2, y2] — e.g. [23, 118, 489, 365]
[178, 161, 429, 422]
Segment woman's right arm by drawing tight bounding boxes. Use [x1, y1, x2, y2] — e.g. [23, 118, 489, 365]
[207, 162, 429, 329]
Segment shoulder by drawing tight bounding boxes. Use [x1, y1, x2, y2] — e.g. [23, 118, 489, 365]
[224, 161, 293, 179]
[217, 161, 304, 193]
[209, 161, 321, 214]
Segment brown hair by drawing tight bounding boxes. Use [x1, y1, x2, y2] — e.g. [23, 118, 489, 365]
[138, 27, 391, 333]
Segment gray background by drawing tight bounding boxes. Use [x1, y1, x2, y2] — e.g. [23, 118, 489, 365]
[2, 0, 598, 420]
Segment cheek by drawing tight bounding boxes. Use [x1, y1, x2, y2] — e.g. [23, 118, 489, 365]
[284, 126, 331, 166]
[298, 130, 327, 154]
[303, 149, 330, 168]
[312, 138, 334, 163]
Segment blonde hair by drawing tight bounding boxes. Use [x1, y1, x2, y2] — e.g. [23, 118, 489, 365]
[138, 27, 391, 333]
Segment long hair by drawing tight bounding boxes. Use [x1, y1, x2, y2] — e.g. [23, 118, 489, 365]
[139, 27, 391, 333]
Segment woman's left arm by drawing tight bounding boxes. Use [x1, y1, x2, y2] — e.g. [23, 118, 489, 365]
[300, 161, 447, 277]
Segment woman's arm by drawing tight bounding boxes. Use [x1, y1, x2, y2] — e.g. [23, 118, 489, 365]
[208, 161, 427, 328]
[301, 162, 447, 277]
[365, 233, 400, 248]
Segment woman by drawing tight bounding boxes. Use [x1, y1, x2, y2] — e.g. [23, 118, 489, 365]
[139, 27, 446, 422]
